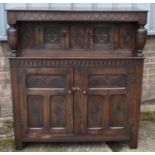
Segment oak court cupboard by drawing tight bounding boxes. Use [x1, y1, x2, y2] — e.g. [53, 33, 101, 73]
[7, 8, 147, 149]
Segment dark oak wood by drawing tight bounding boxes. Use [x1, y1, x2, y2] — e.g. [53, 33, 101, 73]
[7, 9, 147, 150]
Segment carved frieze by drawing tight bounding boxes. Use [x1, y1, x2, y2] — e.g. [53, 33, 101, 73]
[11, 59, 130, 68]
[27, 75, 66, 88]
[7, 10, 147, 25]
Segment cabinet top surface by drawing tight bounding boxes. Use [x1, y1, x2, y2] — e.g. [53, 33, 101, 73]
[6, 7, 148, 12]
[7, 7, 148, 25]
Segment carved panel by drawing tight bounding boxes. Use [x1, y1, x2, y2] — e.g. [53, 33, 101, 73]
[50, 96, 66, 128]
[94, 27, 110, 44]
[91, 24, 116, 49]
[88, 95, 105, 128]
[27, 95, 43, 128]
[88, 75, 126, 88]
[44, 27, 60, 44]
[110, 94, 127, 127]
[26, 74, 66, 88]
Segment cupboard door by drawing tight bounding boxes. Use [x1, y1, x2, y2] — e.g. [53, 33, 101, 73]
[81, 67, 130, 135]
[19, 68, 73, 137]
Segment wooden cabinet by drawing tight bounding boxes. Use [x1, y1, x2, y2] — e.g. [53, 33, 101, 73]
[7, 9, 147, 149]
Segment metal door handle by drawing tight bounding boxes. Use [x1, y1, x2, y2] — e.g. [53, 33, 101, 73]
[83, 90, 87, 95]
[73, 86, 80, 91]
[68, 90, 72, 94]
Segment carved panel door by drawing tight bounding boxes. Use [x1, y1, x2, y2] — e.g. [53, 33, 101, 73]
[19, 68, 73, 137]
[80, 67, 131, 135]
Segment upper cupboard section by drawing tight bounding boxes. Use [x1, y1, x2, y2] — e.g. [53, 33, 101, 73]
[19, 22, 136, 51]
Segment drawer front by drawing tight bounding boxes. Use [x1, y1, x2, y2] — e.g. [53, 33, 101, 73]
[19, 68, 74, 136]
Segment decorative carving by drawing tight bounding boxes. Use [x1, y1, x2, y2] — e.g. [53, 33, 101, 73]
[88, 95, 103, 127]
[114, 104, 121, 120]
[44, 27, 60, 44]
[94, 27, 109, 44]
[88, 75, 126, 88]
[110, 94, 126, 127]
[91, 106, 100, 118]
[13, 59, 129, 68]
[7, 11, 147, 25]
[27, 75, 66, 88]
[54, 107, 61, 117]
[7, 25, 18, 57]
[122, 31, 130, 44]
[137, 25, 147, 57]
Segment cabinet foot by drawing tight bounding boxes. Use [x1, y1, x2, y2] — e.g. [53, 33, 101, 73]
[15, 141, 23, 150]
[129, 140, 138, 149]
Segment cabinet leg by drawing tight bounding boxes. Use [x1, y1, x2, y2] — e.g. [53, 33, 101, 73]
[15, 140, 23, 150]
[129, 137, 138, 149]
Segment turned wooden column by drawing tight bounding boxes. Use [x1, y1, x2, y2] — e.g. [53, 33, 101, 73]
[136, 24, 147, 57]
[7, 25, 18, 57]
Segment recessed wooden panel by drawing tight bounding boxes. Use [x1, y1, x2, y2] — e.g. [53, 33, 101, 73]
[26, 74, 66, 88]
[44, 26, 61, 49]
[119, 23, 134, 49]
[44, 27, 60, 44]
[88, 75, 126, 88]
[20, 23, 35, 49]
[43, 23, 69, 49]
[109, 94, 127, 127]
[27, 95, 44, 128]
[92, 24, 116, 49]
[50, 96, 66, 128]
[94, 27, 110, 44]
[88, 95, 105, 128]
[70, 23, 85, 49]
